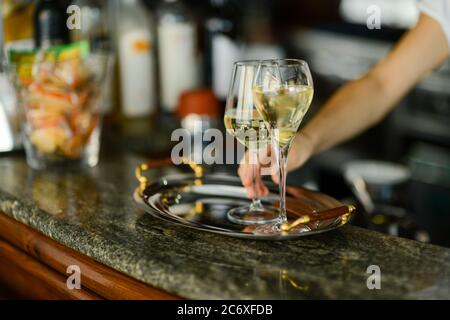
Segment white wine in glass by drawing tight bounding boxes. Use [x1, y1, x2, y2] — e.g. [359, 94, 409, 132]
[253, 59, 314, 233]
[224, 61, 279, 225]
[224, 109, 270, 151]
[253, 84, 313, 149]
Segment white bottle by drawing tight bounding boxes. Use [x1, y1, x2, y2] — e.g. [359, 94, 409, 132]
[118, 0, 156, 117]
[157, 0, 198, 113]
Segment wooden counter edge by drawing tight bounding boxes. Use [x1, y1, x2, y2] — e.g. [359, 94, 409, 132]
[0, 213, 181, 300]
[0, 239, 102, 300]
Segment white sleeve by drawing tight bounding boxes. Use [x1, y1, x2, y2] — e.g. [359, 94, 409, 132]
[417, 0, 450, 46]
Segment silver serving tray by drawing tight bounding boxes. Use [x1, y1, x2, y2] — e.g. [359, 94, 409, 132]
[134, 161, 355, 240]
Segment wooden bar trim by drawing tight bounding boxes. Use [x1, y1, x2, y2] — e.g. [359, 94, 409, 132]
[0, 239, 101, 300]
[0, 213, 181, 300]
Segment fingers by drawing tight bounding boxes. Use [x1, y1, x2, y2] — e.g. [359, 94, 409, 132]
[238, 150, 269, 198]
[238, 152, 253, 187]
[270, 153, 279, 184]
[257, 145, 273, 176]
[259, 183, 269, 197]
[238, 153, 254, 198]
[254, 162, 269, 197]
[272, 172, 279, 184]
[239, 163, 267, 198]
[247, 173, 269, 198]
[239, 132, 315, 189]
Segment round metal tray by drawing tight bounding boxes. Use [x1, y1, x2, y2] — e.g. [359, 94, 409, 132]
[134, 160, 355, 240]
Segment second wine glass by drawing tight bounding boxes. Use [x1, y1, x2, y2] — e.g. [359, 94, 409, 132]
[224, 61, 279, 225]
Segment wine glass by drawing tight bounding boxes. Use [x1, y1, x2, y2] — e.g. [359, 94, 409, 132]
[253, 59, 314, 232]
[224, 61, 279, 225]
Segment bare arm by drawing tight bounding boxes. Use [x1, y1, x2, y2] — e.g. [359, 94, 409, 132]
[300, 13, 449, 158]
[239, 14, 449, 197]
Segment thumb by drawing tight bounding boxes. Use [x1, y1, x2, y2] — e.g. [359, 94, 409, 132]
[272, 171, 279, 184]
[271, 156, 279, 183]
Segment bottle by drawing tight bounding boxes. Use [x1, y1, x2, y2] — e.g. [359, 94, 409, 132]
[157, 0, 198, 113]
[177, 89, 221, 164]
[34, 0, 70, 48]
[70, 0, 113, 116]
[117, 0, 156, 118]
[204, 0, 241, 101]
[1, 0, 34, 151]
[69, 0, 109, 52]
[0, 5, 3, 55]
[2, 0, 35, 54]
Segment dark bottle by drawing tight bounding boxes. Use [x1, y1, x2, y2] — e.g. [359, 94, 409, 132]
[69, 0, 110, 52]
[34, 0, 70, 48]
[204, 0, 241, 101]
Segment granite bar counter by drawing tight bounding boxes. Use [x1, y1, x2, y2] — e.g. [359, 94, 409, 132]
[0, 153, 449, 299]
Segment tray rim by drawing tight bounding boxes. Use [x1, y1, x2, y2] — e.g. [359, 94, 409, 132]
[134, 172, 355, 240]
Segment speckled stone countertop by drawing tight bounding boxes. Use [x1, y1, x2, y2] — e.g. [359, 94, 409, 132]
[0, 154, 449, 299]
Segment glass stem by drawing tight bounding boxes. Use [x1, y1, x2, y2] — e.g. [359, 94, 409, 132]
[278, 145, 289, 225]
[271, 128, 289, 227]
[250, 149, 263, 211]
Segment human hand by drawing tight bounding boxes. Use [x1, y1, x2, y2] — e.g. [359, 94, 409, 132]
[238, 133, 315, 198]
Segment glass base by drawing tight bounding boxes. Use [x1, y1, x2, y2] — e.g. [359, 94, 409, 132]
[227, 205, 279, 226]
[252, 223, 312, 236]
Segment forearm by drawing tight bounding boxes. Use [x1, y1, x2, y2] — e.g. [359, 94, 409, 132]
[301, 13, 449, 157]
[302, 71, 395, 154]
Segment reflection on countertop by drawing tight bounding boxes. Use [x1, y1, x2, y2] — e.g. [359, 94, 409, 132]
[0, 153, 449, 299]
